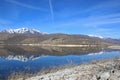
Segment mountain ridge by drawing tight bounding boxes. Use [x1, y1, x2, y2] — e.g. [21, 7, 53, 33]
[0, 28, 120, 45]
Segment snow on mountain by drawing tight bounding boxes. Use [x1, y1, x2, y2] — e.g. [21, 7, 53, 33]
[2, 28, 48, 35]
[88, 34, 104, 39]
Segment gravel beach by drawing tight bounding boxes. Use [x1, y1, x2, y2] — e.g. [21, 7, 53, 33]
[17, 57, 120, 80]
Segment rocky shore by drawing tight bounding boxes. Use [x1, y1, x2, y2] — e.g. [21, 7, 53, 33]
[18, 58, 120, 80]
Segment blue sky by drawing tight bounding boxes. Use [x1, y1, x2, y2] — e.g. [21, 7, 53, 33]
[0, 0, 120, 38]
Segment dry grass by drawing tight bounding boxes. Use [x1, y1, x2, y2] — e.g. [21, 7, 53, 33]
[7, 64, 76, 80]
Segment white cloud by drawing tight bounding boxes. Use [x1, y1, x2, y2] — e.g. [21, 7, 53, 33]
[5, 0, 48, 11]
[83, 18, 120, 26]
[54, 13, 120, 28]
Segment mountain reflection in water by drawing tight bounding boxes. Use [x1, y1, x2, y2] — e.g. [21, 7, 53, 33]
[0, 46, 120, 80]
[0, 45, 102, 56]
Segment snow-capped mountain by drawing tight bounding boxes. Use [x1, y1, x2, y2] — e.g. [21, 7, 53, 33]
[88, 34, 104, 39]
[2, 28, 47, 35]
[0, 28, 119, 45]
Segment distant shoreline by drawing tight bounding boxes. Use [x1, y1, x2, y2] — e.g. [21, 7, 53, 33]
[1, 44, 120, 49]
[0, 44, 102, 47]
[108, 46, 120, 49]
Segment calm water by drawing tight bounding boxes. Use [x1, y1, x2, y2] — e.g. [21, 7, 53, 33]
[0, 46, 120, 79]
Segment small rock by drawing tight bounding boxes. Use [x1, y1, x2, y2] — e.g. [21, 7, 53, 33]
[100, 72, 110, 80]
